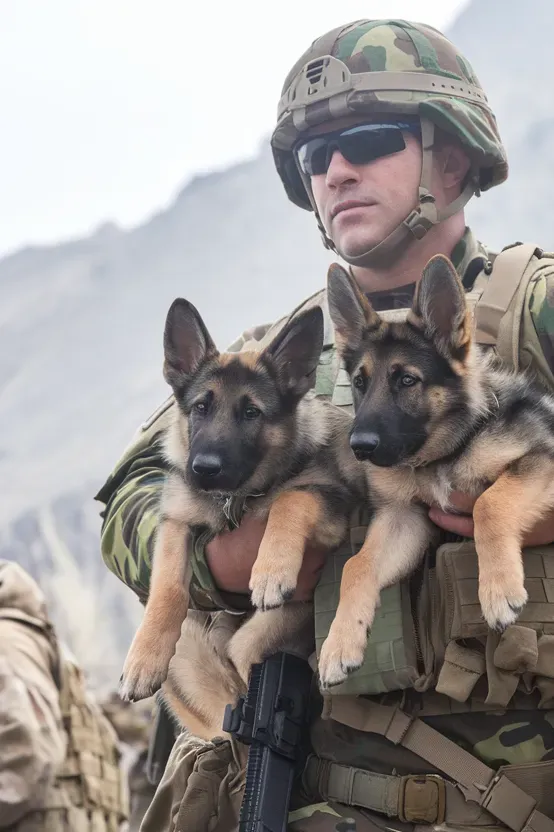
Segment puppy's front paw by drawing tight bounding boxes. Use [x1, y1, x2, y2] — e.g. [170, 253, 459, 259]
[249, 561, 299, 610]
[119, 628, 179, 702]
[479, 575, 528, 632]
[318, 613, 372, 690]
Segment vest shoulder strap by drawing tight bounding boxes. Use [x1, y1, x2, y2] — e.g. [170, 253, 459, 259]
[473, 243, 540, 349]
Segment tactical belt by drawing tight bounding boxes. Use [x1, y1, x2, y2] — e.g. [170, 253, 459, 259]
[303, 756, 451, 825]
[319, 698, 554, 831]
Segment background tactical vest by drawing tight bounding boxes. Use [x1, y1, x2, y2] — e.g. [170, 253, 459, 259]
[0, 607, 129, 832]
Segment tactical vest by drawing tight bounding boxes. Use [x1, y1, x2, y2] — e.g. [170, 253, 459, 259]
[0, 607, 129, 832]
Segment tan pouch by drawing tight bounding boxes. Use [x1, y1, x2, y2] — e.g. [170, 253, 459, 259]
[432, 540, 554, 707]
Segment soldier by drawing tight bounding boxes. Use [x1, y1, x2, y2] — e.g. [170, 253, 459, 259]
[96, 19, 554, 832]
[0, 559, 129, 830]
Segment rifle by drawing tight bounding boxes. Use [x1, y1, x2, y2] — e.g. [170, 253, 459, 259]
[222, 651, 313, 832]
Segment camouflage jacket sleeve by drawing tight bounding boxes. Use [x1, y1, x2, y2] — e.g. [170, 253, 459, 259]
[96, 425, 170, 605]
[96, 321, 275, 612]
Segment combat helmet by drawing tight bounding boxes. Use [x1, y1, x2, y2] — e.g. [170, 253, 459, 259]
[271, 19, 508, 267]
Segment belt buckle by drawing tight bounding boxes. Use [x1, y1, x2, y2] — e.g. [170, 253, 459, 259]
[398, 774, 446, 825]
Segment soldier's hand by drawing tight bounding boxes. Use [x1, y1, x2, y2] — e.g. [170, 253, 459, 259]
[205, 515, 327, 600]
[429, 491, 554, 546]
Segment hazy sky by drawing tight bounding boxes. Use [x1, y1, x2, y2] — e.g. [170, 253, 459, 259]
[0, 0, 469, 257]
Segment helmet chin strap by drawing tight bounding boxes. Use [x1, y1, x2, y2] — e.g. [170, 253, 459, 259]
[301, 118, 479, 270]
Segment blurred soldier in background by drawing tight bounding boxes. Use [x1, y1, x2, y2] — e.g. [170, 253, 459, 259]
[0, 559, 129, 831]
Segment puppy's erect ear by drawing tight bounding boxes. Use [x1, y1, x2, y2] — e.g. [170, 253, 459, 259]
[263, 306, 324, 399]
[409, 254, 471, 360]
[327, 263, 382, 354]
[163, 298, 218, 388]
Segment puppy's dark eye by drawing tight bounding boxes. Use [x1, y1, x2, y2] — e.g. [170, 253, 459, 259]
[353, 374, 365, 389]
[244, 405, 261, 420]
[194, 401, 208, 414]
[400, 373, 419, 387]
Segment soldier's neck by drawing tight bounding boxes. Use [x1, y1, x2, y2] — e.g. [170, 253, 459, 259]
[351, 213, 466, 295]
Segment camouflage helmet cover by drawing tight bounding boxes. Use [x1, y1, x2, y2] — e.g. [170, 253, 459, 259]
[271, 19, 508, 213]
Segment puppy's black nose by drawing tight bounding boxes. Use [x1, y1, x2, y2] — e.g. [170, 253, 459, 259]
[191, 454, 222, 477]
[349, 432, 380, 461]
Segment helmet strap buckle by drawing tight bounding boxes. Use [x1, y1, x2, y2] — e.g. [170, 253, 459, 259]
[404, 189, 438, 240]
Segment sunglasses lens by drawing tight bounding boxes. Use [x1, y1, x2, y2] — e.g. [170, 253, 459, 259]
[341, 126, 406, 165]
[295, 124, 410, 176]
[296, 138, 328, 176]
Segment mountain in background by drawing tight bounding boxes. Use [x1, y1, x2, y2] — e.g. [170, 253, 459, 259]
[448, 0, 554, 246]
[1, 0, 552, 691]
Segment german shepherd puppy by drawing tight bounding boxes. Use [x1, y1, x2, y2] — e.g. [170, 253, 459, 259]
[120, 298, 366, 702]
[319, 254, 554, 689]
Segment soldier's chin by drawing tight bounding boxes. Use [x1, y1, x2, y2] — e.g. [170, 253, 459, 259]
[334, 228, 385, 261]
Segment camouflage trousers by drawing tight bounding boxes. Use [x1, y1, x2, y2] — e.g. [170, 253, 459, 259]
[288, 803, 512, 832]
[138, 730, 512, 832]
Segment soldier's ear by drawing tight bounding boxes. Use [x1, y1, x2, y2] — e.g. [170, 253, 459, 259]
[163, 299, 218, 388]
[409, 255, 471, 360]
[264, 306, 324, 399]
[327, 263, 382, 354]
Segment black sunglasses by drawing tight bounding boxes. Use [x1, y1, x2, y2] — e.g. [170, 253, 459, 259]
[294, 121, 421, 177]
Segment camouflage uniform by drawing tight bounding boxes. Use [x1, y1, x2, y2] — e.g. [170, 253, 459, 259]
[0, 559, 129, 831]
[96, 19, 554, 832]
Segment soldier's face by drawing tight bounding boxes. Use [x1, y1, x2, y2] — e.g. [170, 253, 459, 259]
[308, 121, 429, 261]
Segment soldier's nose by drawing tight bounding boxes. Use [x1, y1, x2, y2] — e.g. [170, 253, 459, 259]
[191, 454, 222, 477]
[349, 431, 380, 461]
